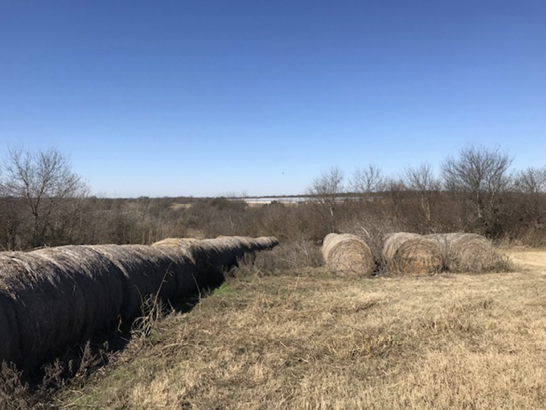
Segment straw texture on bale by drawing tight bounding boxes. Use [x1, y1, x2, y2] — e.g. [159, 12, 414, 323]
[153, 236, 279, 287]
[0, 236, 278, 371]
[382, 233, 443, 274]
[427, 233, 504, 273]
[321, 233, 374, 277]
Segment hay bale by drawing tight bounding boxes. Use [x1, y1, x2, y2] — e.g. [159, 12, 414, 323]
[153, 236, 280, 287]
[0, 245, 161, 371]
[0, 253, 78, 370]
[35, 246, 125, 342]
[322, 233, 374, 277]
[382, 233, 442, 274]
[152, 238, 201, 248]
[425, 233, 450, 259]
[0, 236, 278, 371]
[255, 236, 280, 250]
[0, 245, 194, 371]
[91, 245, 196, 322]
[427, 233, 506, 273]
[149, 245, 200, 296]
[0, 292, 18, 367]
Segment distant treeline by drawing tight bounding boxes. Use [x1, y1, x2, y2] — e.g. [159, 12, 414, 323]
[0, 144, 545, 250]
[0, 187, 545, 252]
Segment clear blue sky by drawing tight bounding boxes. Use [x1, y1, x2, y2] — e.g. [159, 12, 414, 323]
[1, 0, 545, 197]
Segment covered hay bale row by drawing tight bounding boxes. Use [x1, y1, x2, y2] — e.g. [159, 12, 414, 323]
[0, 236, 278, 371]
[382, 233, 443, 274]
[426, 233, 507, 272]
[152, 236, 279, 286]
[321, 233, 374, 277]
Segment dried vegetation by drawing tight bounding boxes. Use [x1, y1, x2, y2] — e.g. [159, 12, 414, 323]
[43, 244, 546, 410]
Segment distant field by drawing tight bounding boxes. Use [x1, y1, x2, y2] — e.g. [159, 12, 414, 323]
[55, 248, 546, 409]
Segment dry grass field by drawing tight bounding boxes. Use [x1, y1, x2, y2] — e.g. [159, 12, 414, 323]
[52, 247, 546, 409]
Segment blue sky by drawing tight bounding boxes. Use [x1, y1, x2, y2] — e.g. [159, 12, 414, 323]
[1, 0, 545, 197]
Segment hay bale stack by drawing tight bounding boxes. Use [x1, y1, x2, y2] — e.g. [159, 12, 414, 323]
[427, 233, 505, 272]
[321, 233, 374, 277]
[153, 236, 279, 287]
[426, 233, 450, 260]
[154, 237, 235, 287]
[151, 238, 201, 248]
[91, 245, 199, 321]
[0, 236, 278, 371]
[256, 236, 280, 250]
[152, 236, 278, 260]
[382, 233, 442, 274]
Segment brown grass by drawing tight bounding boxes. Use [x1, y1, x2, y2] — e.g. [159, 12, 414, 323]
[48, 246, 546, 410]
[321, 233, 374, 277]
[382, 232, 443, 274]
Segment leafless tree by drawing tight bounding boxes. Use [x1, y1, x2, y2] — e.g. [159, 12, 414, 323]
[513, 166, 546, 194]
[509, 166, 546, 241]
[442, 144, 513, 236]
[307, 167, 345, 233]
[405, 163, 440, 192]
[0, 147, 88, 248]
[350, 164, 386, 194]
[403, 163, 443, 228]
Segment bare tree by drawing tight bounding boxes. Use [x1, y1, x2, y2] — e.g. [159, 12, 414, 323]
[513, 166, 546, 194]
[0, 147, 88, 248]
[405, 163, 440, 192]
[350, 164, 386, 194]
[307, 167, 345, 233]
[403, 163, 443, 228]
[509, 166, 546, 241]
[442, 144, 513, 236]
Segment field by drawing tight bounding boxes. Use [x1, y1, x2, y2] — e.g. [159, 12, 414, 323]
[44, 246, 546, 409]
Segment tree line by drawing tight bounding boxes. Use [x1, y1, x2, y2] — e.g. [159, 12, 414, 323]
[308, 144, 546, 245]
[0, 144, 545, 251]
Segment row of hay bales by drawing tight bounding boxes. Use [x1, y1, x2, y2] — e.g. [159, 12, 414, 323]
[322, 232, 505, 277]
[0, 236, 278, 372]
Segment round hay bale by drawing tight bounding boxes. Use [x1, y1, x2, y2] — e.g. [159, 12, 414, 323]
[322, 233, 374, 277]
[0, 291, 19, 367]
[154, 237, 228, 287]
[428, 233, 505, 273]
[216, 236, 248, 261]
[149, 245, 200, 297]
[382, 233, 442, 274]
[0, 236, 280, 371]
[0, 244, 203, 370]
[91, 245, 178, 322]
[0, 251, 85, 371]
[152, 238, 212, 288]
[0, 246, 129, 371]
[255, 236, 280, 250]
[152, 238, 201, 248]
[34, 246, 125, 342]
[154, 236, 280, 287]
